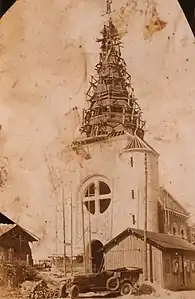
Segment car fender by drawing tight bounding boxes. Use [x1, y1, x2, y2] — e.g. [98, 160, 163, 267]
[120, 278, 134, 287]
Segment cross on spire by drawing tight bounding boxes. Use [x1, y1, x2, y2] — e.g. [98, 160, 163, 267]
[106, 0, 112, 15]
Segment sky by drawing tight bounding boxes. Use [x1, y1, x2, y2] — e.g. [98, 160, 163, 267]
[0, 0, 195, 258]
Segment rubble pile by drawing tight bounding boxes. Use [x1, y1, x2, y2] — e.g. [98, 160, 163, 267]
[122, 281, 173, 298]
[123, 281, 195, 299]
[138, 281, 157, 295]
[0, 287, 21, 299]
[20, 279, 59, 299]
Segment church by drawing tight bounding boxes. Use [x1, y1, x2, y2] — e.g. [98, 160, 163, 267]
[65, 0, 158, 261]
[1, 0, 195, 291]
[58, 0, 195, 285]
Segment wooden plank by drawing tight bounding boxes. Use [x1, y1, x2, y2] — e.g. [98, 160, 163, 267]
[149, 245, 153, 282]
[104, 234, 165, 286]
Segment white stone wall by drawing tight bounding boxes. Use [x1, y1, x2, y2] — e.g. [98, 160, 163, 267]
[61, 134, 159, 254]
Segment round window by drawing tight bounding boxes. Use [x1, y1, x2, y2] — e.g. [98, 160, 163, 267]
[83, 179, 112, 215]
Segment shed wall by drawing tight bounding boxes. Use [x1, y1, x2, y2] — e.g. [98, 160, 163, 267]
[162, 251, 195, 290]
[104, 234, 163, 284]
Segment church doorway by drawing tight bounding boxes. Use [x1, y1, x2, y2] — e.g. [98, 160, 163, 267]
[91, 239, 104, 273]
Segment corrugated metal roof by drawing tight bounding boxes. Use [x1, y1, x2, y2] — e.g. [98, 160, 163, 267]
[103, 228, 195, 253]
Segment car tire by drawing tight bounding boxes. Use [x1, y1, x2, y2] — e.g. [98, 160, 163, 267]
[70, 284, 80, 299]
[120, 282, 133, 296]
[59, 284, 69, 298]
[106, 277, 120, 291]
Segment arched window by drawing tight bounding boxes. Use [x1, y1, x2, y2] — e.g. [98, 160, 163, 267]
[83, 179, 112, 215]
[172, 223, 178, 235]
[180, 225, 187, 239]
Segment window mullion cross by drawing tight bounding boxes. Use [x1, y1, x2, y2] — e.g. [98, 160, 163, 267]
[99, 194, 112, 200]
[83, 180, 112, 215]
[95, 180, 100, 215]
[84, 197, 96, 202]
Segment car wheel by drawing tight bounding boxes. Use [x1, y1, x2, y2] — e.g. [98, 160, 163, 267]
[70, 284, 79, 299]
[106, 277, 120, 291]
[59, 284, 69, 298]
[120, 282, 133, 296]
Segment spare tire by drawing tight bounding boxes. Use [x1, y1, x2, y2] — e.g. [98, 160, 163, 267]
[106, 277, 120, 291]
[59, 283, 69, 298]
[70, 284, 79, 299]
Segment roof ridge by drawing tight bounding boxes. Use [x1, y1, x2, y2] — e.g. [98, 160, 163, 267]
[160, 187, 189, 215]
[0, 224, 17, 238]
[103, 227, 195, 253]
[18, 225, 39, 241]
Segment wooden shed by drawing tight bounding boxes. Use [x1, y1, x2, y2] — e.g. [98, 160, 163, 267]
[102, 227, 195, 291]
[0, 212, 38, 265]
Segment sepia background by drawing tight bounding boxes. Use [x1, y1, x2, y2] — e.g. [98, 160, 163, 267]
[0, 0, 195, 260]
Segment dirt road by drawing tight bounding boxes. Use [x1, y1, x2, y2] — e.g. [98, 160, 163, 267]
[1, 287, 195, 299]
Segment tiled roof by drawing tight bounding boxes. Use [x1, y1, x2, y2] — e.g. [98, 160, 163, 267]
[102, 227, 195, 253]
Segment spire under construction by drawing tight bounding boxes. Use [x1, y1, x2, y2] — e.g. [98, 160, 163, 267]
[79, 0, 145, 141]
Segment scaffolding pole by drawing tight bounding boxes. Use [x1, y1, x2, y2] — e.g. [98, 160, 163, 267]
[62, 181, 66, 276]
[81, 198, 87, 273]
[87, 202, 92, 273]
[43, 149, 59, 268]
[144, 151, 148, 281]
[70, 194, 73, 275]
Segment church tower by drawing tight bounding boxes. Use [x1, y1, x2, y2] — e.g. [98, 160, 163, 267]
[79, 3, 145, 139]
[67, 0, 160, 269]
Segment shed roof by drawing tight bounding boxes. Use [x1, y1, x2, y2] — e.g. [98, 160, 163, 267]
[0, 211, 38, 242]
[0, 212, 15, 224]
[0, 223, 38, 242]
[102, 228, 195, 253]
[0, 224, 16, 237]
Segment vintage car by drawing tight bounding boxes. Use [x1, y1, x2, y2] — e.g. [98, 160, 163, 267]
[59, 267, 143, 298]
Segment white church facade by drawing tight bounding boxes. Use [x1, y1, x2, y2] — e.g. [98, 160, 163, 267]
[59, 0, 161, 270]
[56, 1, 195, 278]
[1, 0, 195, 290]
[71, 134, 159, 245]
